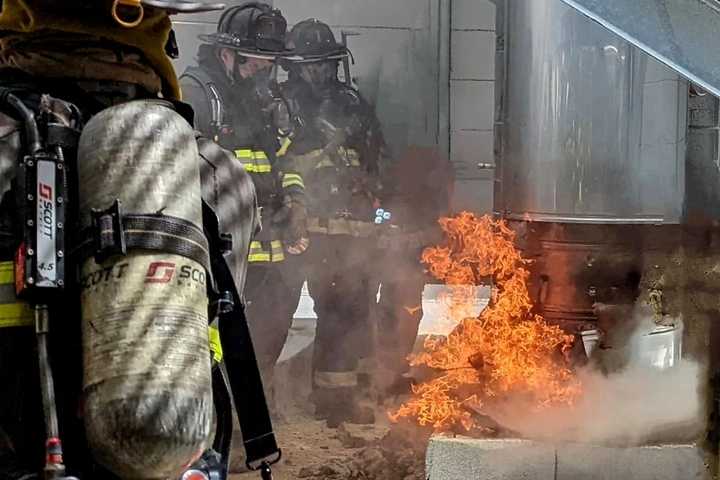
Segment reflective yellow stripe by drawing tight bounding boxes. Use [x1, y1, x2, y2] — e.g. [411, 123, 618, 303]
[208, 325, 223, 363]
[242, 164, 272, 173]
[0, 303, 33, 328]
[236, 149, 272, 173]
[0, 262, 32, 328]
[282, 173, 305, 189]
[235, 149, 253, 159]
[253, 151, 268, 161]
[270, 240, 285, 262]
[248, 240, 285, 263]
[277, 137, 292, 157]
[314, 370, 358, 388]
[0, 262, 14, 285]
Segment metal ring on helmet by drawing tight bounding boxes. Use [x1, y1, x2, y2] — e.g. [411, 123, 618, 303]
[111, 1, 224, 32]
[198, 2, 294, 59]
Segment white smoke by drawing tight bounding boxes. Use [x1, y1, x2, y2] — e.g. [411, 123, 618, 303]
[485, 305, 706, 446]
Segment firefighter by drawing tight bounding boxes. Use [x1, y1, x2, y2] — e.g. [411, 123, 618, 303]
[180, 2, 309, 409]
[281, 19, 385, 427]
[0, 1, 272, 478]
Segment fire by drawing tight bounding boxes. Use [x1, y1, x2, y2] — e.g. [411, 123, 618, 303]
[390, 212, 581, 431]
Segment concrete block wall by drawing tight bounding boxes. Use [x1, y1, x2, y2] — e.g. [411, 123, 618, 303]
[449, 0, 496, 214]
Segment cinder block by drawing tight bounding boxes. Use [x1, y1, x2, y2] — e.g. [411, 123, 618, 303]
[451, 81, 495, 131]
[451, 31, 496, 80]
[451, 130, 495, 179]
[452, 0, 496, 31]
[451, 179, 495, 214]
[556, 444, 711, 480]
[426, 437, 556, 479]
[425, 437, 713, 480]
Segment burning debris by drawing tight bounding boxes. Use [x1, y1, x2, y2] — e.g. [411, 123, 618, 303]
[391, 213, 581, 431]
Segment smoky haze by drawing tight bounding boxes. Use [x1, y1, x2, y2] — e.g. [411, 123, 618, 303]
[486, 306, 705, 447]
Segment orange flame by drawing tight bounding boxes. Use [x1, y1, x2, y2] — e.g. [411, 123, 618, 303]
[390, 213, 581, 431]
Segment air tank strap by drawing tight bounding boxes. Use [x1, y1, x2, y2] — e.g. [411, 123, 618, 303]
[72, 199, 218, 275]
[202, 200, 281, 473]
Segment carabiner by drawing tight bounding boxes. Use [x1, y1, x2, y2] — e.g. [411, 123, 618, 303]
[111, 0, 144, 28]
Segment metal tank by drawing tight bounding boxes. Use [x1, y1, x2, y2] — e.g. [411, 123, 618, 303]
[78, 100, 212, 479]
[498, 0, 687, 224]
[495, 0, 696, 369]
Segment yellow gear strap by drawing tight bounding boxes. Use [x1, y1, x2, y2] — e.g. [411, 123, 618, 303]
[277, 137, 292, 157]
[208, 324, 223, 363]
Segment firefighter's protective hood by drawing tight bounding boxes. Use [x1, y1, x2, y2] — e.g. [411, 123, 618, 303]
[0, 1, 181, 99]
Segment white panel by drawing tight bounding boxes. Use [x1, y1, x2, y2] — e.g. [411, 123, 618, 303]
[452, 0, 496, 30]
[451, 31, 496, 80]
[450, 81, 494, 131]
[451, 130, 494, 180]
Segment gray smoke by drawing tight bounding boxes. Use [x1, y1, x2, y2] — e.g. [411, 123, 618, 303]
[485, 306, 706, 446]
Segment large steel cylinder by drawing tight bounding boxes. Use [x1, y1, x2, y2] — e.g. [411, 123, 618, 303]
[498, 0, 687, 224]
[77, 100, 212, 479]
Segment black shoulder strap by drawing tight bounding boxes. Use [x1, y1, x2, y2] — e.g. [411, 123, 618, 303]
[202, 200, 280, 473]
[181, 67, 226, 134]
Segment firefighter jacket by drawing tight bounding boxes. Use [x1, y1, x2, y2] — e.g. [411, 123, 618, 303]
[280, 77, 384, 237]
[181, 47, 306, 263]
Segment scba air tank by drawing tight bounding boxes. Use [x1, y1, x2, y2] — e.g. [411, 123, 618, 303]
[77, 100, 212, 479]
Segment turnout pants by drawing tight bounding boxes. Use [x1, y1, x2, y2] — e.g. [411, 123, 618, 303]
[306, 234, 376, 392]
[244, 262, 304, 395]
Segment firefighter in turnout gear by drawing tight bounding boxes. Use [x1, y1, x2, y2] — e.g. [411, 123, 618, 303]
[180, 2, 308, 409]
[281, 19, 386, 427]
[0, 1, 279, 479]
